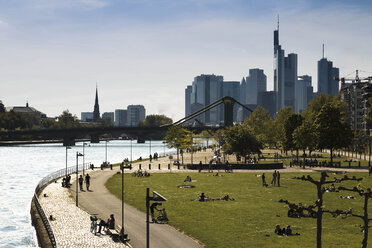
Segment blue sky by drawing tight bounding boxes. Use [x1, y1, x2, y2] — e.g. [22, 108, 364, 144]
[0, 0, 371, 121]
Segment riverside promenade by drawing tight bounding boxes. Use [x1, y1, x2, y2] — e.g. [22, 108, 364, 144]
[38, 149, 369, 247]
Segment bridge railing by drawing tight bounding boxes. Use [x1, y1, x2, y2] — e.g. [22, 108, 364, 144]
[33, 162, 90, 248]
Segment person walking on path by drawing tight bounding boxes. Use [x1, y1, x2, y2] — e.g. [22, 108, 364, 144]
[271, 170, 277, 186]
[85, 173, 91, 191]
[262, 173, 267, 187]
[277, 171, 280, 187]
[79, 175, 84, 191]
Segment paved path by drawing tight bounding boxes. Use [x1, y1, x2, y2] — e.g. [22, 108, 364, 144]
[39, 181, 129, 248]
[70, 167, 204, 248]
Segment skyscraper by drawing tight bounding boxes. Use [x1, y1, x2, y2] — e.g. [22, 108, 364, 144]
[273, 20, 297, 112]
[246, 69, 267, 105]
[190, 74, 223, 125]
[295, 75, 313, 113]
[93, 86, 100, 122]
[223, 81, 240, 122]
[185, 85, 192, 117]
[115, 109, 127, 126]
[317, 48, 339, 96]
[127, 105, 146, 126]
[240, 77, 247, 104]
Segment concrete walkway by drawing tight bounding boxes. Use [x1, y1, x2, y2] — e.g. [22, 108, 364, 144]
[70, 166, 204, 248]
[39, 181, 129, 248]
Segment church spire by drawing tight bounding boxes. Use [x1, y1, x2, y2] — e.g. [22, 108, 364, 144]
[93, 85, 100, 122]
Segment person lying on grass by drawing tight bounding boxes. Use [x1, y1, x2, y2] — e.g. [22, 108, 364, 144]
[195, 193, 234, 201]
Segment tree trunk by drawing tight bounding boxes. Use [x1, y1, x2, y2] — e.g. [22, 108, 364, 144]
[330, 148, 333, 166]
[362, 195, 369, 248]
[296, 149, 299, 163]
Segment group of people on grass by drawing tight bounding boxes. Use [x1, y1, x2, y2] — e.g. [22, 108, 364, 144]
[275, 224, 298, 236]
[150, 202, 168, 223]
[261, 170, 280, 187]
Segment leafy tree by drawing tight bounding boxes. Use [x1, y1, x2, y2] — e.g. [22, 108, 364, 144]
[53, 110, 81, 128]
[302, 93, 332, 122]
[315, 102, 353, 164]
[199, 130, 213, 147]
[283, 114, 304, 158]
[139, 114, 173, 127]
[244, 106, 273, 146]
[274, 106, 293, 149]
[293, 120, 317, 161]
[222, 124, 263, 158]
[0, 100, 5, 113]
[212, 129, 224, 147]
[164, 126, 193, 164]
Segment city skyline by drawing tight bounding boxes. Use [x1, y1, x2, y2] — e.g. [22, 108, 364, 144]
[0, 0, 371, 121]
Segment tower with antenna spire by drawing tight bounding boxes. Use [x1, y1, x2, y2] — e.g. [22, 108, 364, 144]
[317, 44, 339, 96]
[273, 16, 297, 113]
[93, 86, 100, 122]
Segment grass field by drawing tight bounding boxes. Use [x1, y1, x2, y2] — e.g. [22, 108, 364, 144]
[106, 171, 372, 248]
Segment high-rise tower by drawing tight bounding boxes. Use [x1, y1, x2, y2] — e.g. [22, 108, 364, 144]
[93, 86, 100, 122]
[273, 17, 297, 112]
[317, 45, 339, 96]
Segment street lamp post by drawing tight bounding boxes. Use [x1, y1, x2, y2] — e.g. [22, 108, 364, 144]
[120, 163, 131, 242]
[76, 152, 84, 207]
[83, 142, 88, 175]
[105, 139, 109, 163]
[130, 138, 133, 164]
[65, 146, 71, 177]
[149, 139, 152, 158]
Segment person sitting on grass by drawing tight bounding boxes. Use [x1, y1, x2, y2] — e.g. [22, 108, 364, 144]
[184, 175, 192, 182]
[221, 194, 235, 201]
[275, 224, 282, 235]
[199, 192, 206, 202]
[285, 225, 292, 236]
[157, 208, 168, 222]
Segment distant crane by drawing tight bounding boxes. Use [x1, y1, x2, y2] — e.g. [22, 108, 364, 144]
[335, 70, 372, 88]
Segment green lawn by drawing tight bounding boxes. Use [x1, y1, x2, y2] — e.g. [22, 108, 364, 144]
[106, 171, 372, 248]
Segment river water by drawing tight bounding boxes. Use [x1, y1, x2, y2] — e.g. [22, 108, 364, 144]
[0, 140, 174, 248]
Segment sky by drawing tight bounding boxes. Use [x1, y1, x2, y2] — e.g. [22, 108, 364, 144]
[0, 0, 372, 121]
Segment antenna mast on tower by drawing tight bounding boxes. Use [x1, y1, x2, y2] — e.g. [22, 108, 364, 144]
[277, 14, 279, 31]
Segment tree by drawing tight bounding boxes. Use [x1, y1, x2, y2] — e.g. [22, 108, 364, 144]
[283, 114, 303, 159]
[0, 100, 5, 113]
[222, 124, 263, 158]
[280, 172, 362, 248]
[164, 126, 193, 165]
[138, 114, 173, 127]
[244, 106, 273, 146]
[274, 106, 293, 149]
[315, 102, 353, 164]
[302, 93, 332, 122]
[199, 130, 213, 147]
[293, 120, 317, 161]
[54, 110, 81, 128]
